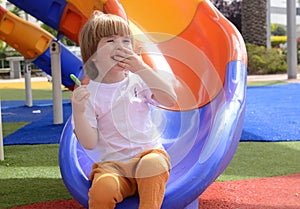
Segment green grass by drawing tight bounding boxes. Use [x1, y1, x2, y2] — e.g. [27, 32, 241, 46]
[247, 80, 287, 86]
[217, 141, 300, 181]
[0, 145, 72, 209]
[2, 122, 28, 137]
[0, 87, 73, 208]
[0, 89, 72, 101]
[1, 141, 299, 208]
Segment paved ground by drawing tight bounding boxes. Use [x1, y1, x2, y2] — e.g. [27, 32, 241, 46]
[247, 73, 300, 83]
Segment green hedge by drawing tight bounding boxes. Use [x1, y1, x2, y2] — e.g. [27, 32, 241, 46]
[270, 36, 287, 47]
[246, 43, 287, 75]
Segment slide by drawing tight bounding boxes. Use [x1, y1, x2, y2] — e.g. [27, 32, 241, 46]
[2, 0, 247, 208]
[0, 5, 83, 88]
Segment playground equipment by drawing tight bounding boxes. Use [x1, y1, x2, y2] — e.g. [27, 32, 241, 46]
[0, 0, 247, 208]
[0, 100, 3, 161]
[0, 4, 83, 88]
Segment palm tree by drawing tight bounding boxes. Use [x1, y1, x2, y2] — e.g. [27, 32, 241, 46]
[241, 0, 268, 46]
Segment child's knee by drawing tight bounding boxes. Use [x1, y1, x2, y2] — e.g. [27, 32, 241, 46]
[136, 153, 170, 178]
[89, 174, 121, 205]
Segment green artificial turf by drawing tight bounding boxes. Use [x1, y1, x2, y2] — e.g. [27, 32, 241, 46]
[217, 141, 300, 181]
[247, 80, 286, 86]
[0, 89, 72, 101]
[0, 141, 299, 208]
[2, 122, 28, 138]
[0, 87, 73, 208]
[0, 144, 71, 209]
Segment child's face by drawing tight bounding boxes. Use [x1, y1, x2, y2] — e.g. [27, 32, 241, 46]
[94, 35, 133, 73]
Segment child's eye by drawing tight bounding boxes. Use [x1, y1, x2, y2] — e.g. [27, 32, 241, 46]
[123, 39, 131, 44]
[107, 39, 114, 43]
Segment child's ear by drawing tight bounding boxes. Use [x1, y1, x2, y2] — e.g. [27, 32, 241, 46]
[136, 47, 142, 56]
[133, 40, 142, 55]
[84, 59, 99, 80]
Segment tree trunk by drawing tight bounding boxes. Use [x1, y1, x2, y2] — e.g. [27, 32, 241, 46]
[241, 0, 267, 46]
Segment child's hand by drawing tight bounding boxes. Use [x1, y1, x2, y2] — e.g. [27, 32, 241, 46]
[71, 85, 90, 113]
[113, 47, 149, 73]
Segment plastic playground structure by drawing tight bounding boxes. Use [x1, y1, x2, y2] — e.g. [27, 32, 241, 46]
[0, 0, 247, 208]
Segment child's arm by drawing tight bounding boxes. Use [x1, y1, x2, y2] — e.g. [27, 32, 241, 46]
[71, 85, 98, 150]
[114, 47, 177, 107]
[135, 68, 177, 107]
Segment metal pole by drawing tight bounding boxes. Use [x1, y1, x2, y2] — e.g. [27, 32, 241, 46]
[266, 0, 271, 48]
[287, 0, 297, 79]
[24, 13, 33, 107]
[50, 41, 63, 124]
[0, 99, 4, 161]
[24, 62, 32, 107]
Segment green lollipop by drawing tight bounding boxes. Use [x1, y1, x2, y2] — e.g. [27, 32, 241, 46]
[70, 74, 81, 86]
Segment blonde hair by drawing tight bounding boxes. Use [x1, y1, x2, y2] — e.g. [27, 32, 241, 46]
[79, 11, 132, 64]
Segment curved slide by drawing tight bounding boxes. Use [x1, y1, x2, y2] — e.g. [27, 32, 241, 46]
[2, 0, 247, 208]
[0, 5, 83, 88]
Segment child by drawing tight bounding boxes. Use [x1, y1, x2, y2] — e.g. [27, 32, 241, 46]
[71, 11, 177, 209]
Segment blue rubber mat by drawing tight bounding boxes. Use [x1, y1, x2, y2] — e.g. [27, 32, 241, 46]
[2, 100, 72, 145]
[241, 83, 300, 142]
[2, 100, 70, 123]
[2, 83, 300, 144]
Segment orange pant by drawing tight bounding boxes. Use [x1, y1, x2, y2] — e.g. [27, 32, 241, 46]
[88, 149, 171, 209]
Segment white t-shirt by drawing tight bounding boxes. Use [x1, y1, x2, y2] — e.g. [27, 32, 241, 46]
[82, 72, 164, 162]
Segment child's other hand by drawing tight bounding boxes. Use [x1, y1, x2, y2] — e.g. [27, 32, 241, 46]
[113, 47, 149, 73]
[71, 85, 90, 113]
